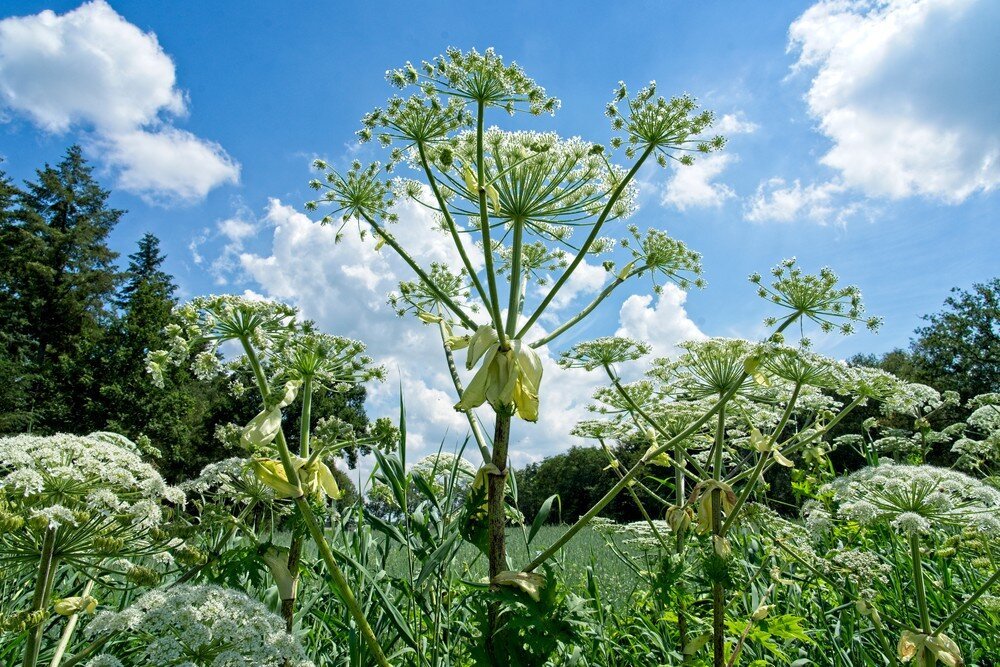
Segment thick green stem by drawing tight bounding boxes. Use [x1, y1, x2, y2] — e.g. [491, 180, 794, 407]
[517, 145, 656, 339]
[475, 100, 506, 347]
[486, 409, 513, 666]
[240, 338, 390, 667]
[299, 375, 313, 458]
[505, 218, 525, 337]
[911, 535, 934, 666]
[711, 405, 727, 667]
[23, 527, 59, 667]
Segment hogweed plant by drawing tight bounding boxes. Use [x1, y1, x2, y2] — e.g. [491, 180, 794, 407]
[308, 46, 721, 663]
[560, 259, 885, 664]
[0, 432, 185, 667]
[803, 464, 1000, 666]
[146, 295, 394, 666]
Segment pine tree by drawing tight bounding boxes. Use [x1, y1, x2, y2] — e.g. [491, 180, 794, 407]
[0, 165, 32, 432]
[0, 146, 122, 432]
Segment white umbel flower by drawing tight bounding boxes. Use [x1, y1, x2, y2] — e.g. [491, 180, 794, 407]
[85, 584, 314, 667]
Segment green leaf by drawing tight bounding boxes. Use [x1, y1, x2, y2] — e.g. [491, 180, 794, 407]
[528, 494, 559, 545]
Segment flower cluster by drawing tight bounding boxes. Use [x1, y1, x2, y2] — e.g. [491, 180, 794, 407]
[605, 82, 723, 164]
[384, 47, 559, 116]
[803, 462, 1000, 537]
[84, 584, 313, 667]
[0, 433, 184, 570]
[750, 258, 881, 336]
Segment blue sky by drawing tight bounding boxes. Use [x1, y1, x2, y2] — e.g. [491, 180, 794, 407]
[2, 0, 997, 467]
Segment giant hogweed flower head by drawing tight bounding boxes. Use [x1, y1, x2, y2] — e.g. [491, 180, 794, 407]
[654, 338, 765, 400]
[803, 462, 1000, 538]
[0, 433, 183, 563]
[559, 336, 651, 372]
[84, 584, 313, 667]
[275, 329, 384, 389]
[605, 81, 723, 163]
[385, 47, 559, 116]
[438, 129, 636, 232]
[307, 160, 397, 226]
[750, 258, 882, 335]
[147, 295, 297, 388]
[619, 226, 705, 293]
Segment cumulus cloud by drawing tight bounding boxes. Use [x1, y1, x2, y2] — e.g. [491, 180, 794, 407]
[661, 154, 738, 211]
[715, 112, 759, 135]
[236, 199, 704, 482]
[615, 285, 706, 358]
[660, 111, 755, 211]
[0, 1, 238, 202]
[788, 0, 1000, 202]
[744, 177, 869, 225]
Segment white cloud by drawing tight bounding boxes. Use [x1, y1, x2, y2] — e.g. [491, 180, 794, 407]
[547, 257, 607, 311]
[0, 1, 238, 202]
[715, 112, 759, 135]
[236, 199, 704, 484]
[788, 0, 1000, 202]
[615, 285, 705, 358]
[661, 154, 737, 211]
[744, 177, 867, 225]
[98, 128, 239, 203]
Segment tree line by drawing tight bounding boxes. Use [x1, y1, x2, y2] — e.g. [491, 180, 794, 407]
[515, 279, 999, 524]
[0, 146, 369, 485]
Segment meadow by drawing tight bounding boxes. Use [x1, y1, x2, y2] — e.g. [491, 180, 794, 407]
[1, 46, 998, 667]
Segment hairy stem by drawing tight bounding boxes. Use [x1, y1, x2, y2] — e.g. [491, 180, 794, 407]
[486, 409, 513, 666]
[911, 535, 935, 666]
[23, 526, 58, 667]
[240, 338, 390, 667]
[711, 405, 727, 667]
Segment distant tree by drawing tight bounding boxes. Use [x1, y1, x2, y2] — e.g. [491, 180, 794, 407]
[909, 279, 999, 400]
[0, 165, 32, 431]
[516, 444, 668, 524]
[0, 146, 122, 433]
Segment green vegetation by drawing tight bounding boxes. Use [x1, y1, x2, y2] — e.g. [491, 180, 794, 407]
[0, 49, 997, 667]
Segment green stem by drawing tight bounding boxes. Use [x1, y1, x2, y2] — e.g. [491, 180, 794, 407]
[517, 145, 655, 339]
[486, 408, 513, 666]
[59, 635, 110, 667]
[711, 405, 727, 667]
[239, 338, 390, 667]
[523, 382, 738, 573]
[911, 534, 934, 666]
[299, 375, 313, 458]
[530, 270, 638, 348]
[505, 217, 525, 338]
[23, 526, 58, 667]
[417, 141, 492, 309]
[48, 579, 93, 667]
[361, 212, 477, 330]
[935, 567, 1000, 636]
[721, 383, 801, 535]
[475, 100, 507, 348]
